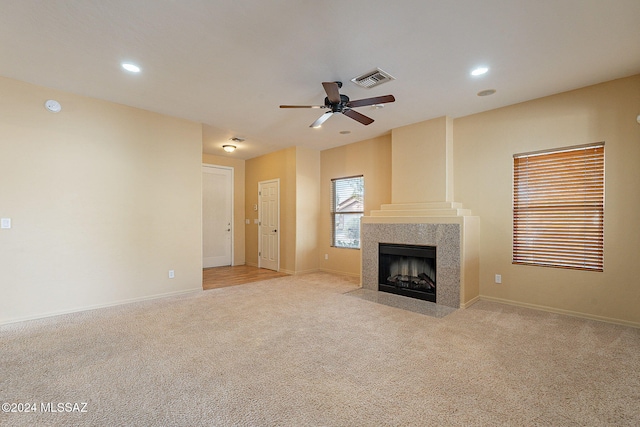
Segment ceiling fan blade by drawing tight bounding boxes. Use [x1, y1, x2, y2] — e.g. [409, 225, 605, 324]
[346, 94, 395, 108]
[343, 109, 374, 125]
[280, 105, 326, 109]
[322, 82, 342, 104]
[310, 112, 333, 128]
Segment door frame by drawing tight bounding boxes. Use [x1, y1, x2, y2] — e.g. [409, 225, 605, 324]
[202, 164, 234, 267]
[258, 178, 280, 271]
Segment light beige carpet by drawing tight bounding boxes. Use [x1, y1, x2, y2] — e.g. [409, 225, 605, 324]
[1, 272, 639, 426]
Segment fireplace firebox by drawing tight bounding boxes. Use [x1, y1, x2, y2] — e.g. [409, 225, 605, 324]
[378, 243, 436, 302]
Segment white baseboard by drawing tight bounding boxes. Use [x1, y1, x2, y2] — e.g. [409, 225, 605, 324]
[479, 295, 640, 329]
[1, 288, 203, 326]
[242, 264, 313, 276]
[278, 268, 358, 276]
[292, 268, 321, 275]
[318, 268, 361, 279]
[460, 295, 481, 309]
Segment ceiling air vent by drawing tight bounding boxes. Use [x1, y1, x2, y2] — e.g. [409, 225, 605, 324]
[351, 68, 395, 89]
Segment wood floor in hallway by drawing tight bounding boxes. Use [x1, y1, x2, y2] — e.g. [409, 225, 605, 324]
[203, 265, 289, 290]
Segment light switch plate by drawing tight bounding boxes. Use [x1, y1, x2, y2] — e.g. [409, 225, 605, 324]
[1, 218, 11, 229]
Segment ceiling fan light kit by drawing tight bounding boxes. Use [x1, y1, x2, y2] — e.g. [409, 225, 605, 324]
[280, 81, 395, 128]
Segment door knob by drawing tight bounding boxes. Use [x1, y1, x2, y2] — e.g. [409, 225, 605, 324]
[274, 230, 277, 233]
[227, 229, 231, 231]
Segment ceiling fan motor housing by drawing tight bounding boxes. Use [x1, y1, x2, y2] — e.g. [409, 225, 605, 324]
[325, 94, 350, 112]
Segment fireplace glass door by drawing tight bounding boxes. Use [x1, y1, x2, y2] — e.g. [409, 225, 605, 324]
[378, 243, 436, 302]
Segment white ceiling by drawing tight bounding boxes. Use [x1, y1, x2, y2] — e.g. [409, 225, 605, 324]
[2, 1, 639, 159]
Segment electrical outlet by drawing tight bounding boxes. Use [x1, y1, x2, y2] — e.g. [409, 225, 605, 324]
[1, 218, 11, 229]
[495, 274, 502, 284]
[324, 254, 329, 260]
[169, 270, 175, 279]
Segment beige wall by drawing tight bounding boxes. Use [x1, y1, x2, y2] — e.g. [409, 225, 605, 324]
[245, 147, 297, 273]
[202, 153, 246, 265]
[0, 77, 203, 324]
[4, 71, 636, 327]
[295, 147, 321, 273]
[392, 117, 453, 203]
[319, 135, 392, 276]
[454, 74, 640, 326]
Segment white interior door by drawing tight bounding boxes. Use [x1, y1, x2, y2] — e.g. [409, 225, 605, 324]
[203, 165, 233, 268]
[258, 179, 279, 271]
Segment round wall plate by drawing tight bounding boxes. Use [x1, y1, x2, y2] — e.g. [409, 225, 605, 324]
[44, 99, 62, 113]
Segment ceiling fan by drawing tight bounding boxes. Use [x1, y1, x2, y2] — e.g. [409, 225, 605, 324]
[280, 81, 395, 128]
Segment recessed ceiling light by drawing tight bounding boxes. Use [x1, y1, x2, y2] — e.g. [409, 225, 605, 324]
[122, 63, 141, 73]
[471, 66, 489, 76]
[477, 89, 496, 97]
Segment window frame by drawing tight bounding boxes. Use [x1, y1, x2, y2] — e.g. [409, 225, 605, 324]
[331, 175, 364, 249]
[512, 143, 605, 271]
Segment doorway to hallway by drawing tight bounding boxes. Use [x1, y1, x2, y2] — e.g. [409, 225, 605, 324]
[202, 165, 233, 268]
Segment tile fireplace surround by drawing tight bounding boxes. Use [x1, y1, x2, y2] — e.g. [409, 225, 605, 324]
[361, 217, 479, 309]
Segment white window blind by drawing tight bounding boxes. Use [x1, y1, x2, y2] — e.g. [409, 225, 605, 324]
[331, 176, 364, 249]
[513, 143, 604, 271]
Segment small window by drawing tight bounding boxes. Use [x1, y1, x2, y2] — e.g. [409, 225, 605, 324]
[513, 143, 604, 271]
[331, 176, 364, 249]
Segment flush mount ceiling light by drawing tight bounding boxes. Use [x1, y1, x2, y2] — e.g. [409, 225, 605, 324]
[223, 137, 244, 152]
[471, 66, 489, 76]
[121, 63, 141, 73]
[339, 130, 351, 135]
